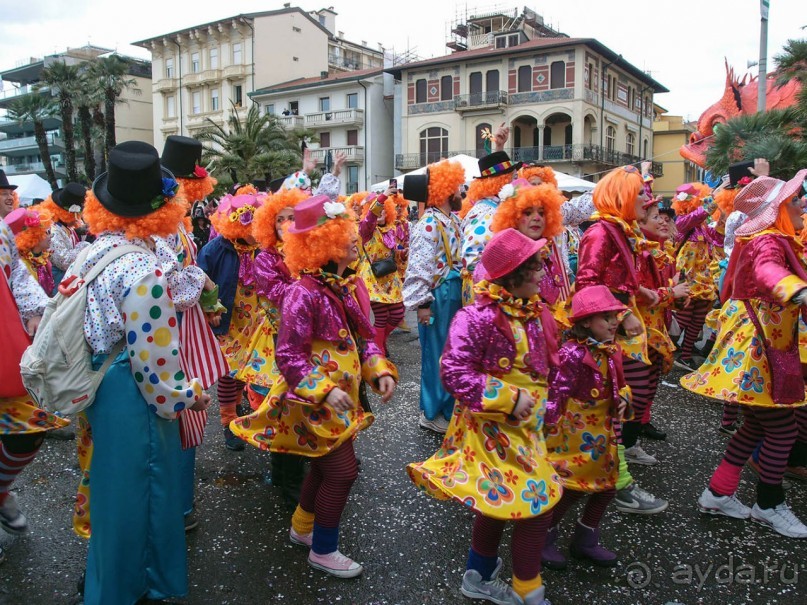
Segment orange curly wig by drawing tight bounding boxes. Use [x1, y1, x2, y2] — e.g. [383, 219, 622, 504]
[38, 197, 81, 226]
[518, 165, 558, 188]
[713, 187, 738, 220]
[389, 192, 410, 218]
[84, 191, 189, 240]
[360, 195, 397, 226]
[459, 172, 513, 219]
[490, 184, 564, 239]
[592, 166, 644, 222]
[346, 191, 370, 217]
[672, 182, 712, 216]
[210, 194, 264, 242]
[14, 208, 53, 253]
[235, 184, 258, 196]
[178, 175, 217, 203]
[252, 188, 307, 250]
[283, 216, 357, 275]
[427, 160, 465, 208]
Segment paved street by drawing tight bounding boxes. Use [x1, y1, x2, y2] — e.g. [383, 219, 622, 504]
[1, 316, 806, 605]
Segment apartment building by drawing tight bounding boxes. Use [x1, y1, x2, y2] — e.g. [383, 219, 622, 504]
[252, 68, 393, 194]
[0, 45, 152, 182]
[652, 112, 701, 198]
[387, 7, 667, 180]
[132, 5, 383, 152]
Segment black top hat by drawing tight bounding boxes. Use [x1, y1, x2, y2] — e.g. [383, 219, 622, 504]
[53, 182, 87, 210]
[476, 151, 521, 179]
[268, 176, 286, 194]
[252, 178, 268, 192]
[161, 135, 204, 179]
[0, 169, 18, 190]
[93, 141, 176, 218]
[403, 174, 429, 204]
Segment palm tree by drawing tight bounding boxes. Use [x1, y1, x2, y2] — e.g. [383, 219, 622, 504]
[7, 93, 59, 190]
[88, 55, 140, 158]
[73, 67, 105, 183]
[39, 60, 81, 182]
[774, 38, 807, 117]
[197, 103, 307, 187]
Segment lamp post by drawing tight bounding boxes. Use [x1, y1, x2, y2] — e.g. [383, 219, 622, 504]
[758, 0, 769, 113]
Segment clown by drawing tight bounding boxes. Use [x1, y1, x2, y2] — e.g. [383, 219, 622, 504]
[37, 182, 89, 287]
[5, 207, 55, 295]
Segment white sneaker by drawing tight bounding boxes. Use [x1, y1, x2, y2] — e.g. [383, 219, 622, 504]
[624, 445, 658, 466]
[308, 549, 363, 578]
[697, 488, 751, 519]
[419, 412, 448, 434]
[614, 483, 668, 515]
[750, 503, 807, 538]
[0, 492, 27, 535]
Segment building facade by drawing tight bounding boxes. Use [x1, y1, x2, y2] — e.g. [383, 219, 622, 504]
[252, 68, 393, 194]
[652, 113, 700, 198]
[388, 8, 666, 180]
[0, 45, 152, 182]
[133, 6, 383, 152]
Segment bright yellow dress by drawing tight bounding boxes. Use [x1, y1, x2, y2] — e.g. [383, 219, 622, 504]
[407, 318, 562, 520]
[545, 346, 622, 492]
[358, 224, 404, 305]
[220, 280, 261, 374]
[676, 235, 719, 301]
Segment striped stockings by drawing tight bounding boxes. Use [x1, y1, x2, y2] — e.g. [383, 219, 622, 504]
[370, 301, 405, 353]
[675, 299, 712, 360]
[471, 511, 552, 585]
[297, 441, 359, 528]
[550, 488, 616, 529]
[622, 349, 663, 448]
[216, 375, 245, 426]
[0, 434, 43, 504]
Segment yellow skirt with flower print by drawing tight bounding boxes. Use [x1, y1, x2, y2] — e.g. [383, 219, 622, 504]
[230, 338, 376, 456]
[619, 297, 651, 366]
[676, 240, 718, 301]
[0, 395, 69, 434]
[234, 311, 281, 389]
[407, 389, 562, 521]
[219, 282, 261, 373]
[681, 298, 807, 407]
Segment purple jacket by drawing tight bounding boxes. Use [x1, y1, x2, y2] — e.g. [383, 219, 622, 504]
[277, 274, 383, 392]
[726, 233, 807, 303]
[576, 220, 640, 300]
[254, 247, 293, 308]
[440, 296, 559, 414]
[547, 340, 627, 425]
[675, 207, 724, 250]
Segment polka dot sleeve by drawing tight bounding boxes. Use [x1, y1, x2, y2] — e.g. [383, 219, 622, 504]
[121, 269, 203, 420]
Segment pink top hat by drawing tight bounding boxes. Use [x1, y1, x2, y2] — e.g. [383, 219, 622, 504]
[568, 285, 628, 322]
[675, 183, 699, 198]
[480, 228, 547, 280]
[733, 170, 807, 237]
[287, 194, 348, 234]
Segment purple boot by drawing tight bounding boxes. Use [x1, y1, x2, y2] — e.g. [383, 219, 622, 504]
[569, 520, 618, 567]
[541, 526, 567, 570]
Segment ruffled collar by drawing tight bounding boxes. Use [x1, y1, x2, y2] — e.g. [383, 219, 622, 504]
[303, 268, 375, 339]
[579, 337, 619, 357]
[593, 212, 650, 255]
[22, 249, 51, 267]
[474, 280, 544, 320]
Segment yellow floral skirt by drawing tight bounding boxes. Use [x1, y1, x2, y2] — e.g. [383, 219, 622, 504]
[677, 242, 718, 301]
[0, 395, 69, 434]
[619, 297, 650, 365]
[233, 316, 280, 389]
[407, 403, 562, 521]
[219, 284, 261, 373]
[681, 298, 807, 407]
[230, 340, 374, 456]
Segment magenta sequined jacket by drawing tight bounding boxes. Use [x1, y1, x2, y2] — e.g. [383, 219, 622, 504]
[675, 207, 724, 249]
[440, 296, 559, 415]
[276, 274, 387, 394]
[547, 340, 628, 425]
[576, 220, 640, 300]
[726, 233, 807, 303]
[253, 247, 293, 308]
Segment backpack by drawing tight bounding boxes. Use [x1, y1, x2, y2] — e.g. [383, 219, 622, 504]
[20, 243, 145, 416]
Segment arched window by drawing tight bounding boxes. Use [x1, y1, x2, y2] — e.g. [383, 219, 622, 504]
[420, 127, 449, 164]
[440, 75, 453, 101]
[469, 72, 483, 104]
[517, 65, 532, 92]
[416, 79, 427, 103]
[626, 132, 636, 156]
[475, 123, 492, 155]
[605, 125, 616, 152]
[565, 124, 573, 146]
[486, 70, 499, 93]
[550, 61, 565, 89]
[643, 138, 649, 158]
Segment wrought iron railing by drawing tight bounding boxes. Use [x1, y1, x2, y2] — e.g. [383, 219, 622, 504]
[453, 90, 508, 110]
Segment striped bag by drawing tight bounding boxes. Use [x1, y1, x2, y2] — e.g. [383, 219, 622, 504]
[178, 303, 228, 449]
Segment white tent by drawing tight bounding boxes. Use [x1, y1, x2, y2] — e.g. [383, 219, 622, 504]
[8, 174, 53, 205]
[371, 154, 594, 193]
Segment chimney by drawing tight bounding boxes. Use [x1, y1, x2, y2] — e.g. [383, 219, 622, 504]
[361, 40, 367, 47]
[338, 31, 344, 38]
[283, 2, 290, 7]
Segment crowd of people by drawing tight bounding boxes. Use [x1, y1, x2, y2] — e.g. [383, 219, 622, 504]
[1, 124, 806, 605]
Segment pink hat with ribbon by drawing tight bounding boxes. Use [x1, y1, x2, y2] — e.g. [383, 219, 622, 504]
[733, 170, 807, 237]
[215, 193, 263, 226]
[4, 207, 50, 235]
[287, 194, 351, 234]
[480, 228, 546, 280]
[568, 285, 628, 322]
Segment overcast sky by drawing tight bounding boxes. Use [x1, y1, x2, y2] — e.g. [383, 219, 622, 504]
[0, 0, 804, 120]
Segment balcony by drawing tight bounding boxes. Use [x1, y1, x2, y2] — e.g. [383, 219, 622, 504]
[153, 77, 178, 93]
[183, 72, 203, 87]
[0, 133, 64, 154]
[222, 64, 247, 80]
[3, 160, 65, 176]
[454, 91, 508, 113]
[307, 146, 364, 165]
[199, 69, 221, 85]
[276, 114, 304, 129]
[395, 149, 488, 171]
[305, 109, 364, 128]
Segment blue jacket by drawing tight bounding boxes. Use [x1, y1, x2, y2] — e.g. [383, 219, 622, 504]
[196, 235, 241, 335]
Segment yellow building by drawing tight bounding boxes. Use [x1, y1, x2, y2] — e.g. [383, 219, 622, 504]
[652, 113, 700, 198]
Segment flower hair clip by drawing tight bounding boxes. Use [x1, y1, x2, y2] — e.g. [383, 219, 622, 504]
[498, 183, 516, 201]
[68, 204, 82, 213]
[193, 164, 209, 178]
[675, 191, 692, 202]
[737, 176, 753, 187]
[151, 177, 179, 211]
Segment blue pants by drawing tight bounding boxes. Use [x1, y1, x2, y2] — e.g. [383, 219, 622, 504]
[179, 446, 196, 516]
[84, 353, 187, 605]
[418, 272, 462, 421]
